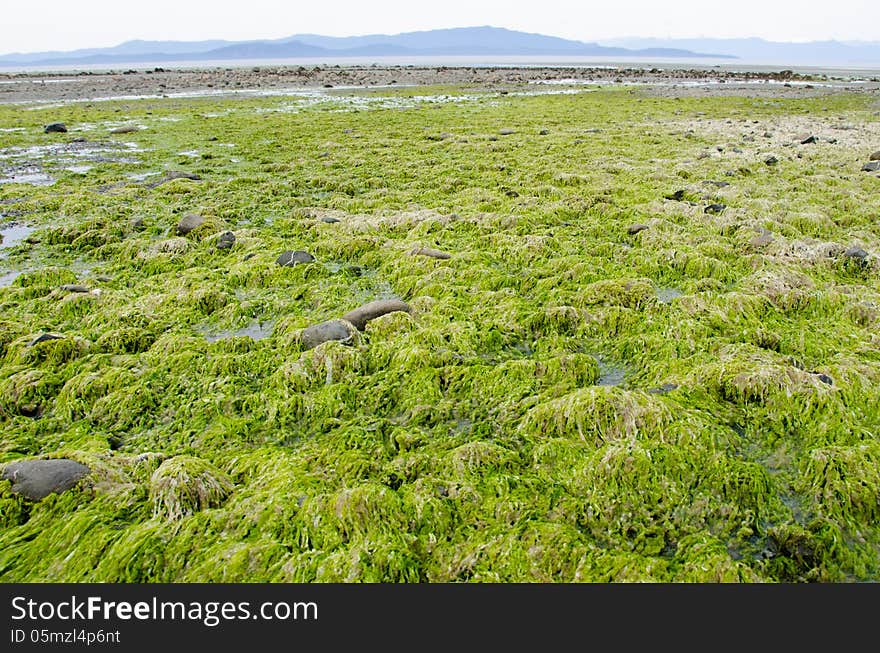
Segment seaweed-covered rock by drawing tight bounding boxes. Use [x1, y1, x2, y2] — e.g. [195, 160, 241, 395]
[216, 231, 235, 250]
[176, 213, 205, 236]
[299, 319, 357, 350]
[44, 122, 67, 133]
[149, 456, 234, 520]
[1, 459, 90, 500]
[341, 299, 412, 331]
[276, 250, 315, 266]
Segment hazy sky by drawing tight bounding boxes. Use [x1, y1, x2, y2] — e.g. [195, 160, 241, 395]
[2, 0, 877, 54]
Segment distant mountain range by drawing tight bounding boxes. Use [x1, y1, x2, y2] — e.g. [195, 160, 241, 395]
[1, 27, 878, 67]
[602, 37, 880, 65]
[0, 26, 732, 65]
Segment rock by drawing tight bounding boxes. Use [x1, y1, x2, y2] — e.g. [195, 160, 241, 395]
[764, 155, 779, 166]
[814, 373, 834, 385]
[60, 284, 90, 293]
[798, 134, 818, 144]
[410, 246, 451, 260]
[665, 190, 686, 201]
[216, 231, 235, 250]
[1, 459, 90, 500]
[129, 217, 145, 231]
[28, 333, 64, 346]
[498, 128, 516, 135]
[320, 216, 340, 224]
[276, 250, 315, 266]
[176, 213, 205, 236]
[870, 151, 880, 161]
[299, 319, 357, 350]
[341, 299, 412, 331]
[44, 122, 67, 133]
[862, 161, 880, 172]
[627, 224, 650, 235]
[110, 125, 138, 134]
[539, 129, 549, 135]
[704, 203, 727, 215]
[763, 131, 773, 138]
[843, 246, 869, 265]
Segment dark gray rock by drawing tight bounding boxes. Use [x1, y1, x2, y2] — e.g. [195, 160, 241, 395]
[798, 134, 818, 144]
[216, 231, 235, 250]
[764, 155, 779, 166]
[60, 284, 90, 293]
[843, 246, 869, 265]
[341, 299, 412, 331]
[44, 122, 67, 133]
[704, 203, 727, 215]
[627, 224, 650, 235]
[299, 319, 356, 350]
[539, 129, 549, 135]
[28, 333, 64, 346]
[1, 459, 90, 500]
[870, 151, 880, 161]
[276, 250, 315, 266]
[862, 161, 880, 172]
[176, 213, 205, 236]
[665, 190, 686, 201]
[815, 373, 833, 385]
[320, 216, 340, 224]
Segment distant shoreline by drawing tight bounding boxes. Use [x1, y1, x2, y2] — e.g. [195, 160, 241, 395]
[2, 56, 880, 77]
[1, 63, 878, 105]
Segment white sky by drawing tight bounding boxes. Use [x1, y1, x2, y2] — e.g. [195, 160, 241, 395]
[1, 0, 877, 54]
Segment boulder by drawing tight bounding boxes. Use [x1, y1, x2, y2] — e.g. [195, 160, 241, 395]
[299, 319, 357, 350]
[1, 459, 90, 500]
[341, 299, 412, 331]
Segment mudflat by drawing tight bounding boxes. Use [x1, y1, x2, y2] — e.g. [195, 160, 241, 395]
[1, 64, 878, 104]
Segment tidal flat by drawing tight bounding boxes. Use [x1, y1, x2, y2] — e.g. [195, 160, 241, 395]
[0, 73, 879, 582]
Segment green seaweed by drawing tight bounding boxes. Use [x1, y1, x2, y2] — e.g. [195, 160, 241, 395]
[0, 82, 878, 582]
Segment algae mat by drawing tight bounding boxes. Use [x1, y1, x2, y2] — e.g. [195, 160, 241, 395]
[0, 84, 878, 582]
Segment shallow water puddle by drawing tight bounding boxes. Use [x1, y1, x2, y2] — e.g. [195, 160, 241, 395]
[0, 168, 54, 185]
[656, 286, 684, 303]
[0, 269, 23, 286]
[0, 223, 35, 253]
[0, 140, 145, 185]
[201, 320, 274, 343]
[593, 354, 630, 387]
